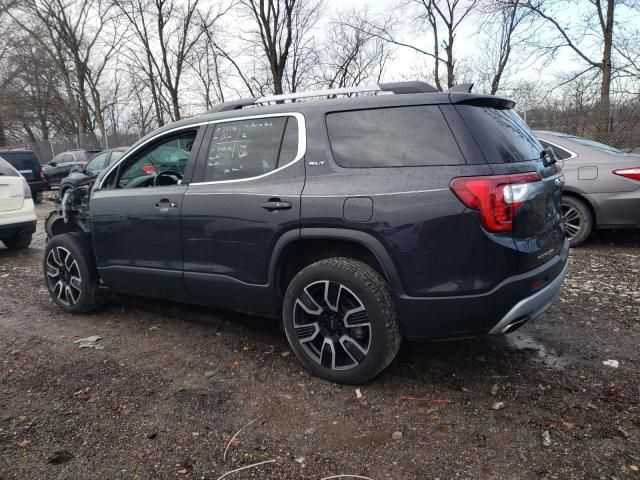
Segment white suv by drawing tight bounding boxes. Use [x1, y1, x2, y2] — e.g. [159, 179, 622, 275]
[0, 156, 36, 250]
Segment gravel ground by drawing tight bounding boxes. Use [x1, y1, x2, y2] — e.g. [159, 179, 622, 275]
[1, 202, 639, 480]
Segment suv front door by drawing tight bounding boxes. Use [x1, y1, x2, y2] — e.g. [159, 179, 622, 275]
[90, 128, 205, 300]
[182, 114, 305, 314]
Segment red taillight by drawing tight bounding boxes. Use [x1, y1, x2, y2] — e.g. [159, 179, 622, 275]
[142, 165, 157, 174]
[613, 168, 640, 181]
[39, 166, 46, 182]
[21, 178, 32, 199]
[449, 172, 541, 232]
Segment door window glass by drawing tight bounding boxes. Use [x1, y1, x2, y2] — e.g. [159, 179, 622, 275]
[204, 117, 290, 182]
[118, 131, 197, 188]
[326, 106, 465, 167]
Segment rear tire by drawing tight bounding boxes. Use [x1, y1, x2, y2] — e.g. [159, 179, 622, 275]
[2, 233, 32, 250]
[562, 196, 593, 247]
[43, 233, 104, 313]
[282, 258, 401, 384]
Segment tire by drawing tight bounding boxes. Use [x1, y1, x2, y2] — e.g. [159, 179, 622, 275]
[34, 191, 43, 204]
[2, 233, 32, 250]
[59, 187, 69, 199]
[43, 233, 104, 313]
[282, 258, 401, 384]
[562, 196, 593, 247]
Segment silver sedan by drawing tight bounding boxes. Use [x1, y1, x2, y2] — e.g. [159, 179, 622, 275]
[536, 131, 640, 246]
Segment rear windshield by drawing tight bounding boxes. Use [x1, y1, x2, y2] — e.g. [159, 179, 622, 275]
[326, 105, 465, 168]
[0, 151, 40, 169]
[456, 106, 542, 163]
[0, 157, 20, 176]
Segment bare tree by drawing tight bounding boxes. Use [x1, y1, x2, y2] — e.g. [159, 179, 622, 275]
[321, 10, 393, 89]
[523, 0, 620, 141]
[113, 0, 230, 122]
[238, 0, 322, 95]
[474, 0, 539, 94]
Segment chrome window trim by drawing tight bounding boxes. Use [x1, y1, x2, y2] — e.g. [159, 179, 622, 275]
[537, 137, 577, 160]
[98, 112, 306, 189]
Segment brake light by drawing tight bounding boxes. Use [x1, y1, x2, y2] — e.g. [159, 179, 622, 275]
[21, 177, 32, 199]
[449, 172, 541, 232]
[142, 165, 157, 174]
[613, 168, 640, 181]
[39, 166, 46, 182]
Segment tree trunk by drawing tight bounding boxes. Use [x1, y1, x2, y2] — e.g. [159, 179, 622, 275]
[597, 0, 615, 143]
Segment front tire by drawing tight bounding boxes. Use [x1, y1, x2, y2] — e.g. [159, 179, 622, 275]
[562, 196, 593, 247]
[43, 233, 104, 313]
[282, 258, 401, 384]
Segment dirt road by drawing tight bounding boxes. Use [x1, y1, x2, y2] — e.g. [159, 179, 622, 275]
[1, 202, 638, 479]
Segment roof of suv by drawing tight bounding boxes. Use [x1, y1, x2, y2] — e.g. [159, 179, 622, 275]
[131, 81, 514, 151]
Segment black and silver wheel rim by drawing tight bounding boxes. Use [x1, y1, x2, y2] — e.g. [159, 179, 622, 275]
[46, 246, 82, 306]
[293, 280, 371, 371]
[562, 203, 582, 241]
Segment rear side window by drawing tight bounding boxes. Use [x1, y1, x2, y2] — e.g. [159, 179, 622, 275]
[456, 106, 541, 163]
[326, 106, 465, 168]
[0, 157, 19, 176]
[538, 140, 573, 160]
[204, 116, 297, 182]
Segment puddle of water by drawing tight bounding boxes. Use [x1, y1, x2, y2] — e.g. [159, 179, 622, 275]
[507, 332, 569, 369]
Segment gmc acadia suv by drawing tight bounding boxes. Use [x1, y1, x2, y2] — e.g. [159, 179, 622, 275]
[43, 81, 569, 384]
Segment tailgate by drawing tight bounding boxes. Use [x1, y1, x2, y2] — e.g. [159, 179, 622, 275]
[0, 177, 25, 212]
[511, 160, 565, 272]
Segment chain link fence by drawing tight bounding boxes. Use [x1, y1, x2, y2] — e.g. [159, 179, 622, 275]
[520, 101, 640, 153]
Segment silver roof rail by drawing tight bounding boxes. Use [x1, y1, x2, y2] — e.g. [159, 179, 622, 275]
[205, 81, 439, 112]
[256, 81, 438, 104]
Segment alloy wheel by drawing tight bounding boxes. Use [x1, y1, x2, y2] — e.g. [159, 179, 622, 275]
[46, 246, 82, 306]
[293, 280, 371, 371]
[562, 203, 582, 241]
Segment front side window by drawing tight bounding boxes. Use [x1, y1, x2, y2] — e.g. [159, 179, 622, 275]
[204, 116, 298, 182]
[118, 131, 197, 188]
[326, 106, 465, 168]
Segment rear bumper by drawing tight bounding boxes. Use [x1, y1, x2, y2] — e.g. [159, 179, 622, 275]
[28, 180, 49, 193]
[488, 258, 568, 334]
[396, 239, 570, 339]
[0, 220, 37, 239]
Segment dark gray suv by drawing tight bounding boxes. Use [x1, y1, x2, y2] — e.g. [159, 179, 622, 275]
[43, 81, 569, 383]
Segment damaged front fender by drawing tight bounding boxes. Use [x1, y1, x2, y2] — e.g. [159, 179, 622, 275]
[45, 186, 92, 239]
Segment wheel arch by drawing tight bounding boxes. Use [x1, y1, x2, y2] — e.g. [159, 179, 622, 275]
[562, 189, 597, 226]
[270, 228, 402, 305]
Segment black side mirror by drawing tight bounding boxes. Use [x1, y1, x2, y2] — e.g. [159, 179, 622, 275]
[49, 161, 57, 167]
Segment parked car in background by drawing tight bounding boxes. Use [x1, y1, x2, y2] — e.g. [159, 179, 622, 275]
[44, 81, 569, 384]
[43, 149, 102, 187]
[59, 147, 128, 198]
[536, 131, 640, 246]
[0, 156, 36, 250]
[0, 149, 48, 203]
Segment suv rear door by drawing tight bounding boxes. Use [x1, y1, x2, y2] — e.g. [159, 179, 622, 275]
[181, 113, 305, 314]
[90, 128, 205, 301]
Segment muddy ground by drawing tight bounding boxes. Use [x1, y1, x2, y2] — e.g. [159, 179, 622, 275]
[1, 202, 638, 480]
